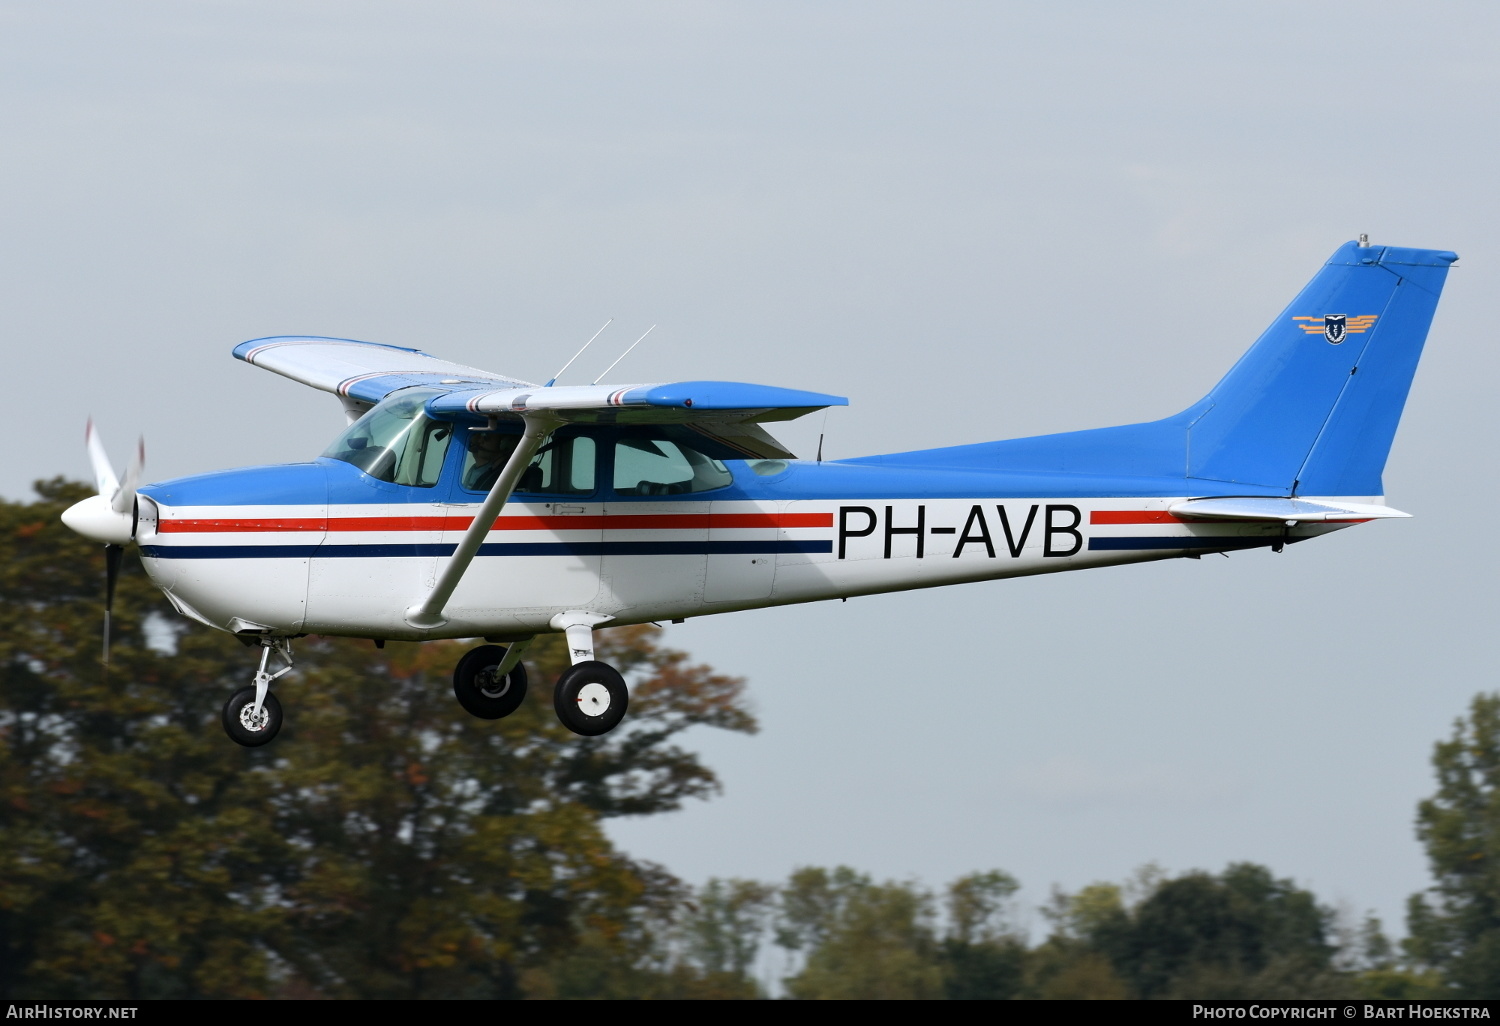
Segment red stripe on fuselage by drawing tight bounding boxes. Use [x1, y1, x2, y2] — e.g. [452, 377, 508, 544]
[1091, 510, 1181, 524]
[158, 512, 834, 533]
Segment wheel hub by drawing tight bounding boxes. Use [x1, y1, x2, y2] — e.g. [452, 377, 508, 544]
[575, 681, 612, 716]
[476, 666, 511, 699]
[239, 703, 270, 732]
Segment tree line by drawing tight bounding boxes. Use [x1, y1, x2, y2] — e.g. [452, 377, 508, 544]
[0, 480, 1496, 998]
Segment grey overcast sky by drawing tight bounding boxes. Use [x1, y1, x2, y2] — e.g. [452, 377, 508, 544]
[4, 1, 1497, 935]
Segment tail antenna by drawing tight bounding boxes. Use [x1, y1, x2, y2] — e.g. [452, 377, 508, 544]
[592, 325, 656, 385]
[546, 318, 612, 387]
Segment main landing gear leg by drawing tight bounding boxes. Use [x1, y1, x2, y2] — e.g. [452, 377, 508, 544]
[222, 638, 291, 747]
[549, 611, 628, 737]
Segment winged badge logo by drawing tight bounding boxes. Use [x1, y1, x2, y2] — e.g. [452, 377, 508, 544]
[1292, 314, 1378, 344]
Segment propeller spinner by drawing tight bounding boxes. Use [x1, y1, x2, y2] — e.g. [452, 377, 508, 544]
[61, 420, 144, 668]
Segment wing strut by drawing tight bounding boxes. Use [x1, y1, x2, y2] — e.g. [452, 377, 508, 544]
[404, 414, 561, 629]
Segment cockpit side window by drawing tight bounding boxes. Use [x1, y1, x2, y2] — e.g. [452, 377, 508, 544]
[322, 389, 453, 488]
[460, 430, 597, 496]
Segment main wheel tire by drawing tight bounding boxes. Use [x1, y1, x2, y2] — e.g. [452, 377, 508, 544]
[222, 687, 283, 747]
[453, 644, 529, 719]
[553, 660, 629, 737]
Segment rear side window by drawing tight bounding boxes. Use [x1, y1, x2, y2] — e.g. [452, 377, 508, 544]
[613, 436, 732, 495]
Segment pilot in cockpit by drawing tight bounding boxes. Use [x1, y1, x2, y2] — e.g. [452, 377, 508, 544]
[463, 431, 519, 491]
[463, 431, 551, 493]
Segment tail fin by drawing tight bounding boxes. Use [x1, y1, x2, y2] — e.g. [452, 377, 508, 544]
[854, 241, 1457, 498]
[1185, 240, 1457, 494]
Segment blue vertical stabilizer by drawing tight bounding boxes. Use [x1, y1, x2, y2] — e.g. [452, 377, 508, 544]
[852, 241, 1457, 497]
[1186, 241, 1457, 493]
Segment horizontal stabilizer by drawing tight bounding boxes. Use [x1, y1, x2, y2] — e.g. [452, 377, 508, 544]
[1167, 497, 1410, 522]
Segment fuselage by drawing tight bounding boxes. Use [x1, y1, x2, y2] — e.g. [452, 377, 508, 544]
[136, 440, 1363, 642]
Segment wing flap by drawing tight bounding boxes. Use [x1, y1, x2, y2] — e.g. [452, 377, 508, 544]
[1168, 497, 1411, 522]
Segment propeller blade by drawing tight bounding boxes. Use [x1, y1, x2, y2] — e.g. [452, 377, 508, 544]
[84, 418, 120, 498]
[103, 542, 123, 670]
[63, 423, 140, 546]
[111, 436, 144, 515]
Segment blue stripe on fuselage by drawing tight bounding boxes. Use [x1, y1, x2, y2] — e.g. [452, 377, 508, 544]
[139, 540, 834, 559]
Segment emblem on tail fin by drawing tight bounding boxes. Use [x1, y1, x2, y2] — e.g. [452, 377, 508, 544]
[1324, 315, 1346, 344]
[1292, 314, 1378, 344]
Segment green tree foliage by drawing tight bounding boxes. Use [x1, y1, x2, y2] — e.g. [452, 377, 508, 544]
[1035, 864, 1353, 998]
[670, 878, 775, 998]
[1405, 692, 1500, 996]
[682, 879, 774, 980]
[941, 871, 1027, 999]
[777, 867, 946, 999]
[0, 481, 756, 999]
[766, 867, 1024, 999]
[757, 862, 1373, 1000]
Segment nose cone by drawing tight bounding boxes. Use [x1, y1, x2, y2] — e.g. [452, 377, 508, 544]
[61, 494, 134, 545]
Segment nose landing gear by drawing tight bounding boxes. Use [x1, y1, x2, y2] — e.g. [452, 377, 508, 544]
[223, 638, 292, 747]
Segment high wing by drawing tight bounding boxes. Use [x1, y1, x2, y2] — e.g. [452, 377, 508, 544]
[234, 335, 847, 460]
[425, 380, 845, 460]
[234, 336, 533, 406]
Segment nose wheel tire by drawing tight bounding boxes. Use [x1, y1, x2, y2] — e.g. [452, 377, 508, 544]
[222, 687, 283, 747]
[453, 644, 529, 719]
[554, 660, 628, 736]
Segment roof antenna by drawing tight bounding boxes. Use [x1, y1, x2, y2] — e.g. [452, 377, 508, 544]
[546, 318, 612, 387]
[816, 408, 829, 463]
[592, 324, 656, 385]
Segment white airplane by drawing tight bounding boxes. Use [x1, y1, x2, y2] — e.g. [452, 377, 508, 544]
[62, 239, 1456, 746]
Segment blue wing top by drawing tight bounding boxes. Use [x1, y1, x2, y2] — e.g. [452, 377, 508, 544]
[233, 335, 847, 459]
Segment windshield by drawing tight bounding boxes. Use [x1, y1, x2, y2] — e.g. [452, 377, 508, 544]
[322, 389, 454, 488]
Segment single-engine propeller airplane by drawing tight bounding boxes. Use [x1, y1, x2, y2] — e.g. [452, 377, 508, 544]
[61, 239, 1457, 746]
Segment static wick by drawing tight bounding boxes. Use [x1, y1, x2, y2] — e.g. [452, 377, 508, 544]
[546, 318, 612, 387]
[592, 325, 656, 385]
